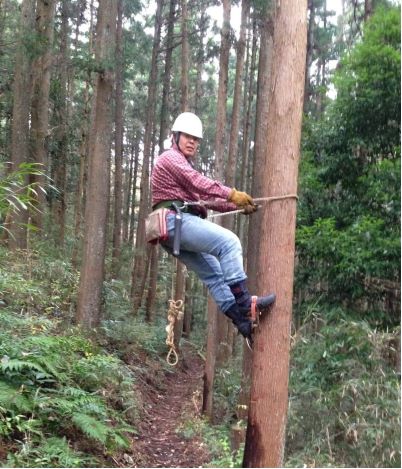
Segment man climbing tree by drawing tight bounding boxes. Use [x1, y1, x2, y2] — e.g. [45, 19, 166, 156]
[243, 0, 308, 467]
[149, 112, 276, 344]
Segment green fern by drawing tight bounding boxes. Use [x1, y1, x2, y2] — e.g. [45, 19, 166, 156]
[6, 436, 95, 468]
[0, 380, 32, 413]
[71, 413, 109, 444]
[1, 358, 50, 376]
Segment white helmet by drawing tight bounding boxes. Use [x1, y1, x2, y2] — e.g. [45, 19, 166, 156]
[171, 112, 203, 139]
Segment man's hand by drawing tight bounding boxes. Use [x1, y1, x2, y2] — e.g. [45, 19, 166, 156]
[228, 188, 254, 207]
[241, 204, 258, 215]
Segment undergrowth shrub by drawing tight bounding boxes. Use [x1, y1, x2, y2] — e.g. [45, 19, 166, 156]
[286, 308, 400, 468]
[0, 309, 139, 467]
[176, 417, 243, 468]
[0, 244, 78, 318]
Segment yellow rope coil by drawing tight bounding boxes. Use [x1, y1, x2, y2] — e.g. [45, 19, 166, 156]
[165, 299, 184, 366]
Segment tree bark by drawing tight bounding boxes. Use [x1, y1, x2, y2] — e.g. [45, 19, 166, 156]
[131, 0, 163, 313]
[180, 0, 189, 112]
[159, 0, 176, 151]
[8, 0, 35, 249]
[221, 0, 249, 359]
[238, 0, 275, 436]
[52, 0, 70, 247]
[72, 0, 94, 268]
[203, 0, 231, 418]
[243, 1, 307, 466]
[304, 0, 314, 113]
[129, 135, 140, 244]
[112, 0, 124, 276]
[194, 3, 207, 113]
[226, 0, 248, 190]
[123, 136, 135, 242]
[30, 0, 56, 229]
[171, 0, 193, 355]
[76, 0, 117, 328]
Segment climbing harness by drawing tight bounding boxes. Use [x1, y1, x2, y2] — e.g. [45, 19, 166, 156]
[165, 299, 184, 366]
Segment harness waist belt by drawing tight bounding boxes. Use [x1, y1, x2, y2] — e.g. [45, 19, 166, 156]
[153, 200, 199, 215]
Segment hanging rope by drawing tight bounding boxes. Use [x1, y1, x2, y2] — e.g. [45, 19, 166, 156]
[165, 299, 184, 366]
[207, 194, 299, 219]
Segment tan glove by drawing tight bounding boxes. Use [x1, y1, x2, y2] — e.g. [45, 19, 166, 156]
[228, 188, 254, 207]
[241, 204, 258, 215]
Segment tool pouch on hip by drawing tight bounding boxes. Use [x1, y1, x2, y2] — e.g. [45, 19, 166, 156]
[145, 208, 169, 244]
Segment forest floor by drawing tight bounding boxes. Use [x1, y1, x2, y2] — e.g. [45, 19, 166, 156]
[125, 344, 212, 468]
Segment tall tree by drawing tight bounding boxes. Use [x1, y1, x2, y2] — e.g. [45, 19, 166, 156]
[172, 0, 191, 350]
[203, 0, 231, 418]
[238, 0, 276, 437]
[76, 0, 117, 327]
[243, 0, 307, 466]
[8, 0, 35, 249]
[159, 0, 176, 151]
[180, 0, 189, 111]
[130, 0, 163, 313]
[72, 0, 95, 267]
[52, 0, 70, 247]
[226, 0, 249, 191]
[30, 0, 56, 229]
[111, 0, 124, 276]
[221, 0, 249, 358]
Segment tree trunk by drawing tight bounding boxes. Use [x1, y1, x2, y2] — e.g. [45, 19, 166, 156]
[243, 1, 307, 466]
[52, 0, 69, 247]
[8, 0, 35, 249]
[194, 3, 207, 113]
[226, 0, 248, 190]
[203, 0, 231, 418]
[131, 0, 163, 313]
[221, 0, 249, 359]
[304, 0, 314, 113]
[171, 0, 192, 354]
[202, 295, 218, 417]
[238, 0, 275, 436]
[237, 14, 257, 247]
[76, 0, 117, 328]
[145, 244, 159, 322]
[30, 0, 56, 229]
[180, 0, 189, 111]
[72, 0, 94, 268]
[123, 137, 135, 242]
[112, 0, 124, 276]
[129, 135, 140, 244]
[238, 13, 257, 192]
[183, 274, 193, 336]
[159, 0, 176, 151]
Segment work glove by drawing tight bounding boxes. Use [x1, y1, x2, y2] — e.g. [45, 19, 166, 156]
[228, 188, 254, 207]
[241, 204, 258, 215]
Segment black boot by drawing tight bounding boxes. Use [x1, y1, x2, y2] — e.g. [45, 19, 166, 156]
[224, 303, 253, 340]
[229, 280, 276, 316]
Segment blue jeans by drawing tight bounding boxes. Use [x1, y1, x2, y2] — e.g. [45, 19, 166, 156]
[161, 212, 247, 313]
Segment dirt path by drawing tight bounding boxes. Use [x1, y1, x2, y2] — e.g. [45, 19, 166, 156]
[130, 346, 211, 468]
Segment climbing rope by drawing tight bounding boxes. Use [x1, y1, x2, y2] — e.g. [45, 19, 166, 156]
[165, 299, 184, 366]
[208, 194, 299, 219]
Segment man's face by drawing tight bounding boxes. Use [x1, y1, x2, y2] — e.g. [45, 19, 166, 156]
[179, 132, 200, 158]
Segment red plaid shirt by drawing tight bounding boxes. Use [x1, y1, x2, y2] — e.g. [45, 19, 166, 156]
[151, 144, 237, 214]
